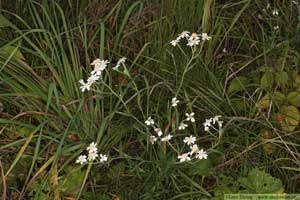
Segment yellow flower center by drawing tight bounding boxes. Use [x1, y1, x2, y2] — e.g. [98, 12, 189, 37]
[191, 33, 198, 39]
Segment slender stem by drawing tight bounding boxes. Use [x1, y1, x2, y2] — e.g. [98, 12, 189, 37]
[176, 48, 196, 96]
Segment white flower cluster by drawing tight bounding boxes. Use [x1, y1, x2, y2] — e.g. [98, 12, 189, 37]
[293, 0, 300, 6]
[144, 98, 224, 163]
[76, 142, 108, 165]
[272, 9, 279, 16]
[178, 137, 208, 163]
[178, 112, 195, 130]
[79, 57, 126, 92]
[146, 97, 197, 145]
[262, 3, 279, 15]
[260, 4, 280, 31]
[171, 97, 180, 107]
[79, 59, 109, 92]
[170, 31, 212, 47]
[203, 115, 223, 132]
[145, 117, 173, 144]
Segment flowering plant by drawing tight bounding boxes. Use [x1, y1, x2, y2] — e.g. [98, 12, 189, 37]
[145, 96, 223, 163]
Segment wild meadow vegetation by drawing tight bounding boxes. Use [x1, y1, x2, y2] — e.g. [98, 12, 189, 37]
[1, 0, 300, 199]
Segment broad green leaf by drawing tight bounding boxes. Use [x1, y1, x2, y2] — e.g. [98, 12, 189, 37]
[287, 92, 300, 107]
[256, 92, 285, 110]
[62, 167, 85, 194]
[276, 105, 300, 132]
[261, 72, 274, 89]
[256, 94, 270, 110]
[227, 76, 248, 94]
[273, 92, 285, 105]
[275, 71, 288, 86]
[238, 169, 284, 193]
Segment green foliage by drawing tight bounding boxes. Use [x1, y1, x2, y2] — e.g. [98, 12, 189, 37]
[287, 92, 300, 107]
[261, 71, 274, 90]
[227, 76, 248, 94]
[61, 167, 85, 195]
[275, 71, 288, 86]
[28, 173, 52, 199]
[276, 105, 300, 132]
[1, 0, 300, 198]
[238, 169, 284, 193]
[0, 45, 24, 60]
[188, 158, 211, 176]
[212, 175, 239, 200]
[213, 169, 284, 200]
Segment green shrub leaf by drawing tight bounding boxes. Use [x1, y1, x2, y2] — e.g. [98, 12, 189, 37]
[275, 71, 288, 86]
[227, 76, 248, 94]
[287, 92, 300, 107]
[238, 169, 284, 193]
[276, 105, 300, 132]
[261, 72, 274, 89]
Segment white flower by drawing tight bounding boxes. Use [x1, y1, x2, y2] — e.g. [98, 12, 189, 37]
[171, 97, 179, 107]
[87, 74, 100, 84]
[222, 48, 227, 53]
[150, 135, 157, 144]
[196, 149, 208, 160]
[203, 118, 212, 132]
[274, 25, 279, 30]
[178, 153, 191, 163]
[212, 115, 221, 124]
[187, 39, 200, 46]
[201, 33, 212, 41]
[87, 151, 98, 161]
[114, 57, 126, 70]
[218, 121, 223, 129]
[170, 39, 179, 46]
[204, 126, 210, 132]
[190, 144, 199, 155]
[76, 155, 87, 165]
[91, 59, 109, 75]
[187, 33, 200, 46]
[203, 118, 212, 127]
[178, 31, 190, 39]
[171, 31, 190, 47]
[185, 112, 195, 122]
[272, 9, 279, 16]
[118, 57, 126, 64]
[79, 79, 91, 92]
[292, 1, 299, 5]
[145, 117, 155, 126]
[154, 128, 163, 137]
[183, 135, 196, 146]
[161, 134, 173, 142]
[86, 142, 98, 153]
[99, 154, 108, 163]
[178, 122, 188, 130]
